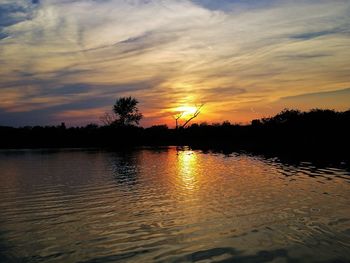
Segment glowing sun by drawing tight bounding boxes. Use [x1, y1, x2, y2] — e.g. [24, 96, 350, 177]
[175, 106, 198, 116]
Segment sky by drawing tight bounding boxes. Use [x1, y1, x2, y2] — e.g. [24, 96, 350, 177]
[0, 0, 350, 127]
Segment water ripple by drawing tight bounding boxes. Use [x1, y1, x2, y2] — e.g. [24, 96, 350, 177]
[0, 148, 349, 262]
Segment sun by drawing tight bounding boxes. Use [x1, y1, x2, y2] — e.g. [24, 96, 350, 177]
[175, 106, 197, 116]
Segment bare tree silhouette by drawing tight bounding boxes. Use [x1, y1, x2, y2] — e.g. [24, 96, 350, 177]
[100, 112, 115, 126]
[173, 112, 184, 129]
[181, 104, 204, 128]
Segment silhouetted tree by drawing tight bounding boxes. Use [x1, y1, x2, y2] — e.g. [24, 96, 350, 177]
[173, 112, 183, 129]
[1, 108, 350, 162]
[262, 109, 301, 125]
[100, 112, 115, 126]
[113, 97, 143, 126]
[181, 104, 204, 128]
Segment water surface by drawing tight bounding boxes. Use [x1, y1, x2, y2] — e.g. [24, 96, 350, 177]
[0, 147, 349, 262]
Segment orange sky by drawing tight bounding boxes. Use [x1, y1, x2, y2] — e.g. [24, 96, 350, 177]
[0, 0, 349, 127]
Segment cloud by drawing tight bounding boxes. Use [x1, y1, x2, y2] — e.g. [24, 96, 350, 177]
[291, 30, 338, 40]
[0, 0, 350, 126]
[0, 1, 33, 27]
[276, 87, 350, 110]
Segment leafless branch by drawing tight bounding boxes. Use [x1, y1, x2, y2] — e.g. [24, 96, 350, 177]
[181, 104, 204, 128]
[100, 112, 115, 125]
[173, 112, 184, 129]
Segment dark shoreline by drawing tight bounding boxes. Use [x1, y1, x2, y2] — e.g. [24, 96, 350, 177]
[1, 109, 349, 164]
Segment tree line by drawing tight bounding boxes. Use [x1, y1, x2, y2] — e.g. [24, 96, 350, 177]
[0, 97, 349, 161]
[100, 96, 203, 128]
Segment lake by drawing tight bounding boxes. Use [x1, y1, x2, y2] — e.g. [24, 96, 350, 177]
[0, 147, 349, 262]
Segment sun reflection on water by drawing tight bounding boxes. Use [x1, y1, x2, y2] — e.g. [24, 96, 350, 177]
[176, 148, 199, 191]
[1, 149, 350, 262]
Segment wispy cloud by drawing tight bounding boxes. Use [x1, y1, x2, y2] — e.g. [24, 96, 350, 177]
[0, 0, 349, 126]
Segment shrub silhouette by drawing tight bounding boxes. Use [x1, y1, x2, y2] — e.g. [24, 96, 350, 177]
[112, 97, 143, 126]
[0, 108, 349, 161]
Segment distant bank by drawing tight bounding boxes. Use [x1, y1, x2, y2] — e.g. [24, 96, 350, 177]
[1, 109, 349, 161]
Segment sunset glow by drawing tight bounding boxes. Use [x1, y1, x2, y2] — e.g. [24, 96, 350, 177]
[0, 0, 349, 127]
[174, 106, 198, 116]
[177, 149, 199, 191]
